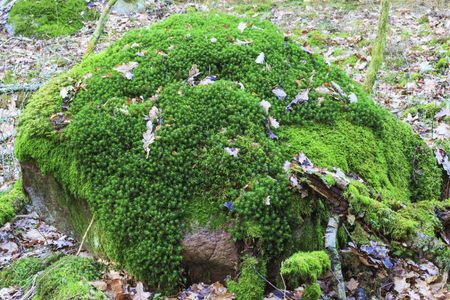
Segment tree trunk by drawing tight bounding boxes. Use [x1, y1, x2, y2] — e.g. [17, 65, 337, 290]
[363, 0, 390, 92]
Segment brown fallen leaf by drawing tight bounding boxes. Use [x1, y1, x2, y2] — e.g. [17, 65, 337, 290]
[346, 278, 359, 292]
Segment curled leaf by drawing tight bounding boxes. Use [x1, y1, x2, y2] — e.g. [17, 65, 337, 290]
[113, 62, 139, 80]
[225, 147, 239, 157]
[255, 52, 265, 64]
[272, 87, 287, 100]
[286, 89, 309, 112]
[260, 100, 271, 113]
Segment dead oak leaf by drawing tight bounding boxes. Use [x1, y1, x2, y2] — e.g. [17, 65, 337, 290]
[346, 278, 359, 292]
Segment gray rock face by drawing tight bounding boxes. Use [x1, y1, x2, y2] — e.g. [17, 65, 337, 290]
[21, 161, 240, 283]
[182, 228, 240, 283]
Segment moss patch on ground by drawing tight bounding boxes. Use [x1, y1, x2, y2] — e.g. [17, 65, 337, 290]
[0, 180, 28, 226]
[0, 254, 105, 300]
[34, 255, 106, 300]
[15, 12, 444, 293]
[0, 257, 45, 289]
[8, 0, 94, 38]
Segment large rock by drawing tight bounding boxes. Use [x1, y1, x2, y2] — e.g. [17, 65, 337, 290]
[21, 161, 239, 283]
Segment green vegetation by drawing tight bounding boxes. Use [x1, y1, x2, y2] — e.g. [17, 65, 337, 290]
[8, 0, 94, 38]
[34, 255, 106, 300]
[281, 251, 330, 284]
[0, 257, 45, 289]
[227, 256, 266, 300]
[0, 255, 105, 300]
[0, 180, 28, 226]
[346, 182, 450, 241]
[15, 12, 443, 293]
[280, 251, 330, 300]
[303, 283, 322, 300]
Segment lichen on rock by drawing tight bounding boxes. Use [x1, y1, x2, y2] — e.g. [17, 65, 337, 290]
[15, 12, 444, 293]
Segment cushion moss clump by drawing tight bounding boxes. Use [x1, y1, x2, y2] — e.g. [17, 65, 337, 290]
[8, 0, 93, 38]
[15, 12, 443, 292]
[34, 255, 106, 300]
[280, 251, 330, 300]
[0, 180, 28, 226]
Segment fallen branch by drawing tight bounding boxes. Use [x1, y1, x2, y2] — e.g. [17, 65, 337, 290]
[325, 213, 347, 300]
[0, 83, 41, 94]
[289, 152, 450, 267]
[84, 0, 119, 57]
[76, 214, 95, 255]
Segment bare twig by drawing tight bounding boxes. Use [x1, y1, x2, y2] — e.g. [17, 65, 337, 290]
[20, 272, 40, 300]
[84, 0, 119, 57]
[76, 214, 95, 255]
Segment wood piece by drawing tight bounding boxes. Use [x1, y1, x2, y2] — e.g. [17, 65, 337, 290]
[325, 213, 347, 300]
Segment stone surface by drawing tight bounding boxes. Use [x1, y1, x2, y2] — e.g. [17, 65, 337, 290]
[182, 227, 240, 283]
[21, 161, 240, 283]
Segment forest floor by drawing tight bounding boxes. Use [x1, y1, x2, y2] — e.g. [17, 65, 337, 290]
[0, 0, 449, 299]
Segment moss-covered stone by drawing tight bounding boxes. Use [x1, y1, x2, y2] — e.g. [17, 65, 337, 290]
[8, 0, 94, 38]
[0, 180, 28, 226]
[15, 12, 443, 292]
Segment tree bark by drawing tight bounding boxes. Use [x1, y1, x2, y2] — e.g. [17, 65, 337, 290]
[325, 213, 347, 300]
[84, 0, 119, 57]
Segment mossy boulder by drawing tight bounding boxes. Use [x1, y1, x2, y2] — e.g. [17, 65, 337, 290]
[16, 12, 443, 293]
[8, 0, 93, 38]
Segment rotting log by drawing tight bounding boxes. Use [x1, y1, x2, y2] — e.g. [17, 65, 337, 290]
[289, 152, 450, 269]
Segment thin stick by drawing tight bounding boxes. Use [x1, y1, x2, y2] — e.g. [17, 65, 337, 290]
[280, 262, 287, 299]
[325, 213, 347, 300]
[76, 214, 95, 255]
[84, 0, 119, 57]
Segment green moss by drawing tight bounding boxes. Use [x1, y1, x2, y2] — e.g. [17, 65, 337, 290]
[345, 182, 417, 240]
[0, 180, 28, 226]
[8, 0, 95, 38]
[280, 251, 330, 284]
[34, 255, 106, 300]
[0, 257, 45, 289]
[227, 256, 265, 300]
[321, 174, 336, 187]
[15, 12, 443, 292]
[351, 223, 370, 245]
[397, 198, 450, 237]
[302, 282, 322, 300]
